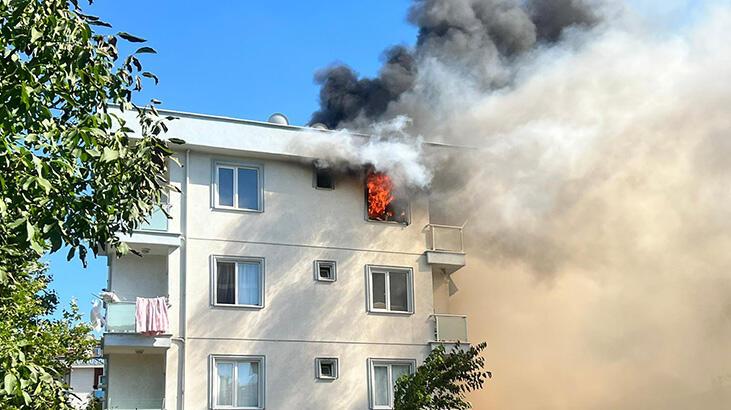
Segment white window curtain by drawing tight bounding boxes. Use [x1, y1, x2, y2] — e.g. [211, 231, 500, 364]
[237, 262, 261, 306]
[373, 365, 390, 406]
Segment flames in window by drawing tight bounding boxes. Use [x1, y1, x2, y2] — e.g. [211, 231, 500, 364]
[366, 171, 409, 224]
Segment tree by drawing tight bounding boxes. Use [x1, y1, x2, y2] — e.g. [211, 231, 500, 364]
[394, 342, 491, 410]
[0, 0, 174, 407]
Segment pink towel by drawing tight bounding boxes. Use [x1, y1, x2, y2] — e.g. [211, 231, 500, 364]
[135, 297, 169, 336]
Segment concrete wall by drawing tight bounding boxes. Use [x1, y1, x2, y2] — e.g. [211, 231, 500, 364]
[175, 151, 435, 408]
[109, 254, 167, 300]
[68, 367, 98, 409]
[106, 353, 165, 409]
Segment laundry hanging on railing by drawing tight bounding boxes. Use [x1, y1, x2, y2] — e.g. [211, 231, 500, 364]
[135, 296, 170, 336]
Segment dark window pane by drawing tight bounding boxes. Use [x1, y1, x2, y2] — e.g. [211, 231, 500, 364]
[320, 362, 333, 377]
[216, 262, 235, 304]
[237, 168, 259, 210]
[218, 168, 234, 207]
[389, 271, 409, 311]
[315, 167, 334, 189]
[372, 271, 387, 310]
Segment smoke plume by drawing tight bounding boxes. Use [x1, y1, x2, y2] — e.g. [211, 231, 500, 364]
[309, 0, 731, 408]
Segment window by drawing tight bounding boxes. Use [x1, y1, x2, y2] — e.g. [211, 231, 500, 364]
[215, 163, 262, 211]
[366, 266, 413, 314]
[314, 260, 336, 282]
[314, 165, 334, 189]
[211, 356, 264, 409]
[365, 171, 409, 224]
[214, 258, 264, 308]
[315, 358, 338, 380]
[368, 359, 415, 409]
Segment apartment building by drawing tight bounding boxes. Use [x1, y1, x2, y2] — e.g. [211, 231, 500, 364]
[100, 110, 468, 410]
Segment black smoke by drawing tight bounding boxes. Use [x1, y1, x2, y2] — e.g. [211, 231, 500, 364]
[310, 0, 599, 129]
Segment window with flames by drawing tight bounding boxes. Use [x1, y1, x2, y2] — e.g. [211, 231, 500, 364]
[366, 171, 409, 224]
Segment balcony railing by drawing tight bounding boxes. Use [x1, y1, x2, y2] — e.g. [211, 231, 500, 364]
[107, 398, 165, 410]
[432, 314, 468, 342]
[138, 205, 170, 232]
[105, 302, 136, 333]
[425, 224, 464, 253]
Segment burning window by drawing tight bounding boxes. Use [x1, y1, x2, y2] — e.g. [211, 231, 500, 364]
[366, 171, 409, 224]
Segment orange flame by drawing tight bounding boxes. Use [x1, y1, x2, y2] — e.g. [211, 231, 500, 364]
[367, 171, 394, 220]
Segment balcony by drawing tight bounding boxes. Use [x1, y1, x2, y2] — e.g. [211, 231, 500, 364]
[103, 302, 170, 354]
[116, 205, 181, 255]
[107, 398, 165, 410]
[424, 224, 466, 274]
[430, 314, 469, 349]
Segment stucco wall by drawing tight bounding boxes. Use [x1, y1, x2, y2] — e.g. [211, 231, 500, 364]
[106, 353, 165, 409]
[109, 254, 167, 300]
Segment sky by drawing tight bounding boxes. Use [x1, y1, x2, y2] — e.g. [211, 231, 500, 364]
[48, 0, 417, 319]
[47, 0, 702, 319]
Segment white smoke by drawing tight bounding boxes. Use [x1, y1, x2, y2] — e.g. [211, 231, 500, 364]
[296, 116, 433, 189]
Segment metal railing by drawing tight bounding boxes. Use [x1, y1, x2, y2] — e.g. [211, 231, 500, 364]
[105, 302, 137, 333]
[425, 224, 464, 253]
[432, 314, 468, 342]
[139, 204, 170, 232]
[107, 398, 165, 410]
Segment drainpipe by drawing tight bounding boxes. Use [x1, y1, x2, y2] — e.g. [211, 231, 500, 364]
[173, 149, 189, 410]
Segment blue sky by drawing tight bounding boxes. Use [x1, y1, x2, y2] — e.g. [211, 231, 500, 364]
[48, 0, 417, 318]
[47, 0, 704, 319]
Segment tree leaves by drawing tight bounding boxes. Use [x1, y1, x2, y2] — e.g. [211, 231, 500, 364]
[117, 31, 146, 43]
[135, 46, 156, 54]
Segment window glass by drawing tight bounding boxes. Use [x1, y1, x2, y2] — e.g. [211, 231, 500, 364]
[391, 364, 411, 385]
[372, 271, 387, 310]
[218, 168, 234, 207]
[237, 262, 261, 306]
[216, 262, 235, 305]
[373, 365, 389, 406]
[320, 362, 333, 377]
[216, 362, 234, 406]
[389, 272, 409, 312]
[236, 361, 259, 407]
[237, 168, 259, 210]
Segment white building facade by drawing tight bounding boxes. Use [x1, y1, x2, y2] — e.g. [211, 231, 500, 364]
[101, 110, 468, 410]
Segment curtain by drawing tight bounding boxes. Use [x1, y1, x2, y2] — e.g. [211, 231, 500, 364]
[216, 262, 235, 304]
[373, 365, 389, 406]
[238, 262, 261, 305]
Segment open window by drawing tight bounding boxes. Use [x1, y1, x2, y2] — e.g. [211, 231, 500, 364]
[366, 171, 409, 224]
[314, 164, 334, 190]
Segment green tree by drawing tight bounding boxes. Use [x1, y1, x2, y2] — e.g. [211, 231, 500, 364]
[0, 0, 174, 407]
[394, 342, 491, 410]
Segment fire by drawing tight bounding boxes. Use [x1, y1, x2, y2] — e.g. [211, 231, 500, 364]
[366, 171, 394, 220]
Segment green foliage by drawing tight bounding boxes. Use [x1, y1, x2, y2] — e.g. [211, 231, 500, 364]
[0, 0, 175, 407]
[394, 342, 491, 410]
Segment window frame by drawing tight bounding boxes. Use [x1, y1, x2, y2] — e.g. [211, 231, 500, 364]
[314, 260, 337, 282]
[313, 164, 335, 190]
[209, 355, 265, 410]
[365, 265, 414, 314]
[315, 357, 339, 380]
[212, 161, 264, 212]
[367, 358, 416, 410]
[211, 256, 265, 309]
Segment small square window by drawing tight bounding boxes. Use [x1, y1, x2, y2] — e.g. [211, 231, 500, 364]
[316, 358, 338, 380]
[314, 260, 336, 282]
[314, 165, 334, 190]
